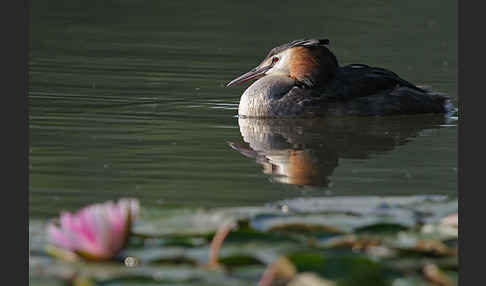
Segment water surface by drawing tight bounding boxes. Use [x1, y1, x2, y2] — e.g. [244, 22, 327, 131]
[29, 0, 457, 218]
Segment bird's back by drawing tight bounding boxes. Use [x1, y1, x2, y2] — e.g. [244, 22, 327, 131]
[322, 64, 424, 99]
[303, 64, 454, 116]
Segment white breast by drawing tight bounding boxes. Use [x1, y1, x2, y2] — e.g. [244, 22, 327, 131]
[238, 75, 296, 117]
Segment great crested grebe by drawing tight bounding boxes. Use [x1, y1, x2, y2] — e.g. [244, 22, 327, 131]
[226, 39, 453, 118]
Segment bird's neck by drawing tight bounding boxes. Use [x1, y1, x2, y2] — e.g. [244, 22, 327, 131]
[289, 46, 339, 88]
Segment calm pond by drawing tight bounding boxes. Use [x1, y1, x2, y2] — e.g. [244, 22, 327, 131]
[29, 1, 458, 285]
[29, 0, 457, 218]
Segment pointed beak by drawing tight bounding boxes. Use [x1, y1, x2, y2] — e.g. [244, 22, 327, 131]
[226, 64, 272, 87]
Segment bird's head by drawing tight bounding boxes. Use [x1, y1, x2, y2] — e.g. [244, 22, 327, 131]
[226, 39, 338, 88]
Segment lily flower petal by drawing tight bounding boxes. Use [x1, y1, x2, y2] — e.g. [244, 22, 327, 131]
[46, 198, 140, 261]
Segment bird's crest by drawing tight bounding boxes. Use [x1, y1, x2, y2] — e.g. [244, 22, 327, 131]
[265, 39, 330, 59]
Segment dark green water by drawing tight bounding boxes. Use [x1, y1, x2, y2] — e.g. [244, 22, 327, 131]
[29, 0, 457, 218]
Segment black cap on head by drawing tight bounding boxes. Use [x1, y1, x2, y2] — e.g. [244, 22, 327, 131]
[265, 39, 331, 59]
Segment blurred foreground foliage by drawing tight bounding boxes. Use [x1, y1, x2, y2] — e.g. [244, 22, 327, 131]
[30, 195, 457, 286]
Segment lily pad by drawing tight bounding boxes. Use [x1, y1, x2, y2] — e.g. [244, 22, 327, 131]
[134, 207, 279, 237]
[286, 251, 390, 286]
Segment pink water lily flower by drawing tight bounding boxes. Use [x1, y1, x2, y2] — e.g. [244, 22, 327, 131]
[46, 198, 140, 261]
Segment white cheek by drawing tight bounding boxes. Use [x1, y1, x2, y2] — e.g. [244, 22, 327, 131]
[267, 53, 290, 74]
[274, 60, 285, 70]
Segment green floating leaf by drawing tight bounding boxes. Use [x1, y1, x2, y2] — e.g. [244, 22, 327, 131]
[252, 213, 402, 234]
[386, 232, 457, 257]
[355, 223, 409, 234]
[274, 196, 450, 216]
[221, 222, 299, 244]
[217, 241, 300, 266]
[385, 256, 458, 273]
[124, 246, 208, 266]
[218, 255, 264, 267]
[29, 220, 50, 254]
[134, 207, 279, 237]
[286, 251, 391, 286]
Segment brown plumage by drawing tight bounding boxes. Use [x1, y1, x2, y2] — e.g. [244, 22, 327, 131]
[289, 46, 338, 87]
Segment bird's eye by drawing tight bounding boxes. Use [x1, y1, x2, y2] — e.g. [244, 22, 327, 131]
[272, 57, 279, 64]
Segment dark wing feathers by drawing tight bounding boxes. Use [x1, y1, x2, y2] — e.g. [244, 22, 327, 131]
[323, 64, 426, 100]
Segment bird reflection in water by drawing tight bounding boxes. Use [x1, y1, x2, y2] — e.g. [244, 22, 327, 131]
[228, 114, 450, 188]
